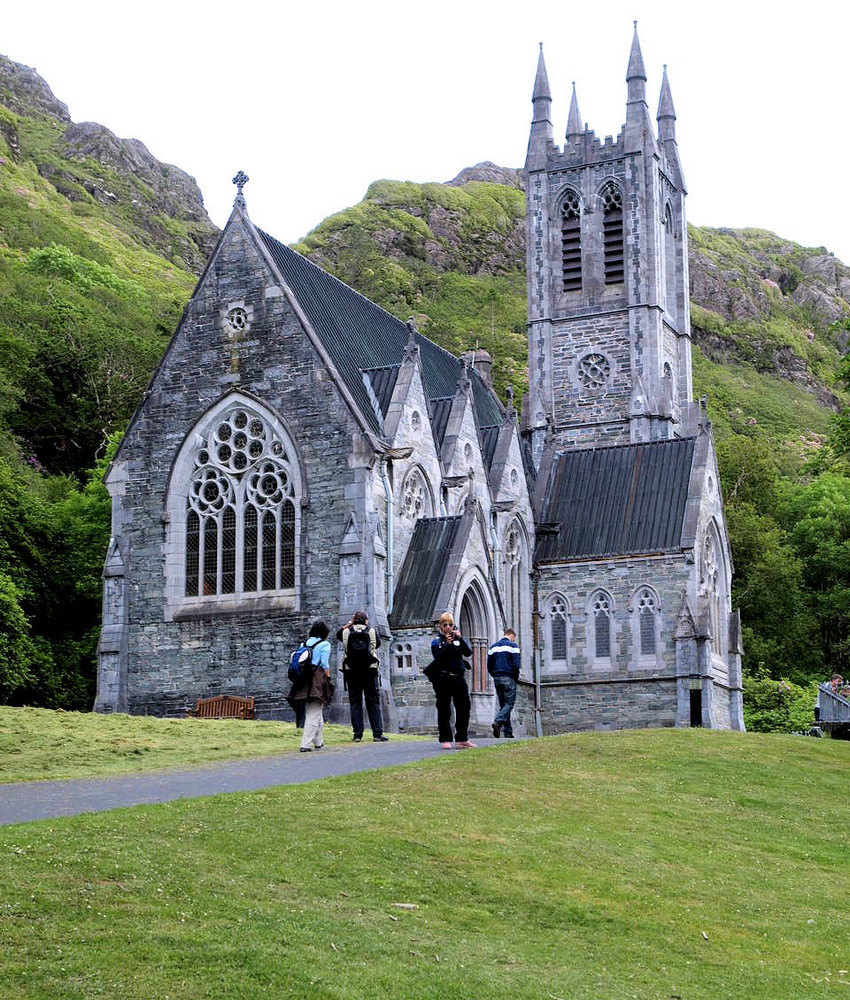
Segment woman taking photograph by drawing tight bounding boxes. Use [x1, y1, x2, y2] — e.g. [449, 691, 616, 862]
[428, 612, 476, 749]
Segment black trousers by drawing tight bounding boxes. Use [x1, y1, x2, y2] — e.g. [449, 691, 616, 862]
[347, 667, 383, 738]
[433, 672, 471, 743]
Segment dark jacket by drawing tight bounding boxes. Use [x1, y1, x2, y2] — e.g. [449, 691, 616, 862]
[336, 624, 380, 670]
[430, 633, 472, 676]
[487, 636, 521, 680]
[286, 638, 334, 706]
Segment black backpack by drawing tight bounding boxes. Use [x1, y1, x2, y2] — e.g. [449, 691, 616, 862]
[345, 628, 375, 669]
[288, 643, 314, 685]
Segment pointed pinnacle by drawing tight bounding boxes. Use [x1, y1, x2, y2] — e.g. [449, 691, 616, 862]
[532, 43, 551, 102]
[627, 21, 647, 82]
[657, 64, 676, 120]
[566, 81, 583, 140]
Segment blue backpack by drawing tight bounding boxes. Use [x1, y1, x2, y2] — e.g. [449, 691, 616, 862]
[288, 643, 314, 685]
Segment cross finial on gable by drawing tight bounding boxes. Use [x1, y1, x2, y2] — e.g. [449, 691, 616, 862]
[232, 170, 249, 208]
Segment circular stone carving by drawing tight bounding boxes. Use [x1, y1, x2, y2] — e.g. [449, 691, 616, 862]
[225, 307, 249, 335]
[577, 353, 611, 391]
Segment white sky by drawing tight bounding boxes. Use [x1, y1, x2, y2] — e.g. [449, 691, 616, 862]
[4, 0, 849, 265]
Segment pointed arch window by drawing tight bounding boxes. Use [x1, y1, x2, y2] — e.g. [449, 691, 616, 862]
[589, 590, 613, 665]
[503, 520, 527, 642]
[561, 191, 582, 292]
[546, 594, 569, 671]
[401, 467, 433, 519]
[602, 183, 624, 285]
[169, 399, 302, 615]
[663, 203, 677, 319]
[702, 527, 725, 657]
[637, 588, 657, 656]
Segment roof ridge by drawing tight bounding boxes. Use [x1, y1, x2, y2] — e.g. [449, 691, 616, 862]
[555, 435, 696, 458]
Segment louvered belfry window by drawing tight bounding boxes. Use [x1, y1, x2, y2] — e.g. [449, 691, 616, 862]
[561, 191, 582, 291]
[602, 183, 624, 285]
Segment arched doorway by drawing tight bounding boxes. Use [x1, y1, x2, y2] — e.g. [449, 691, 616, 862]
[459, 580, 491, 695]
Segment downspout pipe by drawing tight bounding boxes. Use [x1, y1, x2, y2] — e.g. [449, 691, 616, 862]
[532, 564, 543, 738]
[380, 458, 394, 615]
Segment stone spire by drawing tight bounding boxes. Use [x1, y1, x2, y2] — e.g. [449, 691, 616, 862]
[565, 82, 583, 143]
[657, 65, 685, 189]
[526, 44, 554, 171]
[656, 64, 676, 137]
[532, 42, 552, 108]
[624, 23, 655, 154]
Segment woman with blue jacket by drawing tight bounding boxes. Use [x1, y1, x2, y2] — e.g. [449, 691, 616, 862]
[287, 621, 334, 752]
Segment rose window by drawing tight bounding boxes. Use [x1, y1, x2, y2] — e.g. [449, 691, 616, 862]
[577, 353, 611, 390]
[225, 307, 249, 335]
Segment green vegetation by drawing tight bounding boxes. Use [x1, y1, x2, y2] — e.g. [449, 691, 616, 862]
[0, 706, 394, 783]
[1, 728, 847, 999]
[2, 55, 850, 717]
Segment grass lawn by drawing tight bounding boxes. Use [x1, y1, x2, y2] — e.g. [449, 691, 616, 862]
[1, 724, 848, 999]
[0, 707, 416, 783]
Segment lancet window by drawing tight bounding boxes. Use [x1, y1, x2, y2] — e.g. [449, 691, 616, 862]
[602, 183, 624, 285]
[561, 191, 582, 291]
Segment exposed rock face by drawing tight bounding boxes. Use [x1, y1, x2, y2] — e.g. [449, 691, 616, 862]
[63, 122, 210, 225]
[0, 55, 70, 121]
[0, 54, 219, 270]
[447, 162, 524, 189]
[688, 229, 850, 329]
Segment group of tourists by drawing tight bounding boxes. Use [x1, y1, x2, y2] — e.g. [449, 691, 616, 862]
[286, 610, 521, 751]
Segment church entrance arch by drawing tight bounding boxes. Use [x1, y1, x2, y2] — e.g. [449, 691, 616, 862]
[459, 579, 492, 695]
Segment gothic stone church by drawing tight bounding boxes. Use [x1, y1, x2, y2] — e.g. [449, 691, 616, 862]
[95, 28, 745, 733]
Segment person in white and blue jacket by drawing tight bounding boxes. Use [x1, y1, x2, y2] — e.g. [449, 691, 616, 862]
[487, 627, 521, 738]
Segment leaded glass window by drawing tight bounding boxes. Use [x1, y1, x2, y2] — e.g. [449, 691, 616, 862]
[184, 405, 298, 598]
[637, 588, 657, 656]
[549, 595, 568, 662]
[593, 592, 611, 660]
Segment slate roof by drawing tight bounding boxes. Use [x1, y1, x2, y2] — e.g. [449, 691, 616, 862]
[258, 230, 504, 437]
[535, 437, 696, 562]
[480, 425, 501, 468]
[391, 516, 465, 627]
[362, 366, 400, 418]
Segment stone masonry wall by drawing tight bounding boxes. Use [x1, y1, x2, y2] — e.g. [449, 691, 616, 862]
[110, 217, 366, 717]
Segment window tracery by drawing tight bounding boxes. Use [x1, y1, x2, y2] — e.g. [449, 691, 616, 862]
[184, 404, 298, 599]
[601, 183, 624, 285]
[578, 353, 611, 391]
[637, 588, 657, 657]
[591, 591, 612, 661]
[561, 191, 582, 291]
[548, 594, 568, 663]
[401, 467, 432, 519]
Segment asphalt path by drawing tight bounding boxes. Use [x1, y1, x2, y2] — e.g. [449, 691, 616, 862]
[0, 737, 508, 827]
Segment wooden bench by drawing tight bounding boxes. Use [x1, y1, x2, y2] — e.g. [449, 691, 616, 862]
[190, 694, 255, 720]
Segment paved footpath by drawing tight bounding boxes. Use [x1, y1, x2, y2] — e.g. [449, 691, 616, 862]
[0, 738, 506, 827]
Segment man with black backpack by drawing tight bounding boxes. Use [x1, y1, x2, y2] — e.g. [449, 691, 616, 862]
[336, 610, 388, 743]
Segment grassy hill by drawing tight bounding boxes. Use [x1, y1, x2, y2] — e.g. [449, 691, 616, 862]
[0, 717, 847, 999]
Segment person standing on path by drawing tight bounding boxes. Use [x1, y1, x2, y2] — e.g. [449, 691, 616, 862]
[487, 627, 521, 738]
[286, 621, 334, 752]
[429, 612, 476, 749]
[337, 611, 388, 743]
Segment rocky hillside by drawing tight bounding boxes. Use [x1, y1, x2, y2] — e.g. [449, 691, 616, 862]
[0, 55, 217, 271]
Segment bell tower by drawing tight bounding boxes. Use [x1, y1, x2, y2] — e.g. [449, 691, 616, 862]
[524, 26, 695, 466]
